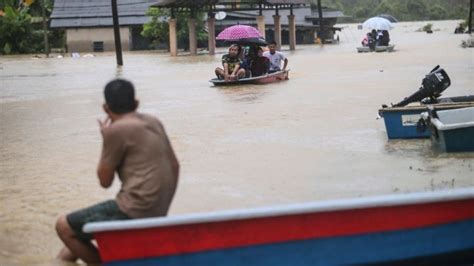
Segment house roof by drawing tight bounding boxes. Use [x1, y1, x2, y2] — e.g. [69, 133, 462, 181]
[50, 0, 156, 28]
[215, 7, 344, 29]
[153, 0, 306, 8]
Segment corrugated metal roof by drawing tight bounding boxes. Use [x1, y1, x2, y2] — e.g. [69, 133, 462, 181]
[153, 0, 306, 7]
[265, 0, 307, 4]
[153, 0, 218, 7]
[305, 10, 346, 19]
[50, 0, 155, 28]
[216, 7, 343, 27]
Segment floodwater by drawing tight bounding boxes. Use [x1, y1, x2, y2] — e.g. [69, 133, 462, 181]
[0, 20, 473, 265]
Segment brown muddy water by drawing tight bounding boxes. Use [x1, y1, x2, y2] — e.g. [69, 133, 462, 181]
[1, 20, 473, 265]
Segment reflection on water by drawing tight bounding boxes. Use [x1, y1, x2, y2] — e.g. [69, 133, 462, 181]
[1, 20, 474, 265]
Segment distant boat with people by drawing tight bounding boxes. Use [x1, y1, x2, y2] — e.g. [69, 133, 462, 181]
[357, 45, 395, 53]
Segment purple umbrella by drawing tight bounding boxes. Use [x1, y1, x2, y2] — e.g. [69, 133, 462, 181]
[216, 25, 263, 41]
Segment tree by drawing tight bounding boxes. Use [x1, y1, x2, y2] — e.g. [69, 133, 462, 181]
[406, 0, 428, 20]
[0, 0, 64, 54]
[374, 0, 395, 16]
[0, 4, 34, 54]
[428, 5, 447, 20]
[142, 7, 207, 50]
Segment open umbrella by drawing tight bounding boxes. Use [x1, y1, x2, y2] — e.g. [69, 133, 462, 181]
[224, 37, 268, 46]
[363, 17, 393, 31]
[216, 25, 263, 40]
[377, 14, 399, 23]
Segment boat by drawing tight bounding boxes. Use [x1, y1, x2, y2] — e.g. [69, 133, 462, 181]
[357, 44, 395, 53]
[420, 106, 474, 152]
[209, 70, 289, 86]
[84, 188, 474, 265]
[379, 102, 474, 139]
[375, 44, 395, 52]
[378, 65, 474, 139]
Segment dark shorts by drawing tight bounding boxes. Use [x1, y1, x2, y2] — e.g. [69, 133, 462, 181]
[66, 200, 130, 241]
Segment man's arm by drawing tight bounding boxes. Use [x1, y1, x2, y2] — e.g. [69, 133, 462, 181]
[283, 58, 288, 71]
[97, 117, 120, 188]
[97, 161, 115, 188]
[169, 147, 180, 181]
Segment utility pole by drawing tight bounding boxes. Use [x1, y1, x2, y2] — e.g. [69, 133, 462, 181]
[41, 0, 49, 57]
[469, 0, 473, 33]
[111, 0, 123, 66]
[317, 0, 324, 43]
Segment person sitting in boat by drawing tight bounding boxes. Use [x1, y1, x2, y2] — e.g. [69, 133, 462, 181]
[368, 29, 377, 51]
[239, 46, 254, 78]
[454, 23, 465, 34]
[361, 32, 370, 46]
[250, 47, 270, 77]
[55, 79, 179, 264]
[215, 44, 246, 81]
[378, 30, 390, 46]
[263, 41, 288, 73]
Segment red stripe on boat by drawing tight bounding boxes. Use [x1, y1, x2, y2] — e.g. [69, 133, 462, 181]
[95, 198, 474, 262]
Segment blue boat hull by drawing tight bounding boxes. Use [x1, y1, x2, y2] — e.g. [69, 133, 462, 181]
[107, 219, 474, 266]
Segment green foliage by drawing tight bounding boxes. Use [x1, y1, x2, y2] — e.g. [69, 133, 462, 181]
[0, 0, 65, 54]
[0, 5, 35, 54]
[429, 5, 447, 20]
[309, 0, 470, 22]
[141, 7, 208, 50]
[422, 23, 433, 32]
[141, 8, 170, 48]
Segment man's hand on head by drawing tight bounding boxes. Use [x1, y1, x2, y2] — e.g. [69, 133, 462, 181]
[98, 117, 111, 136]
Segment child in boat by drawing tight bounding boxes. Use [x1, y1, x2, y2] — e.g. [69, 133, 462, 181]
[361, 32, 370, 46]
[55, 79, 179, 264]
[263, 41, 288, 73]
[215, 44, 246, 81]
[250, 47, 270, 77]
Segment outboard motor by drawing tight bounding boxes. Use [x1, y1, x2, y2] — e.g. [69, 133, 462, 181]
[391, 65, 451, 107]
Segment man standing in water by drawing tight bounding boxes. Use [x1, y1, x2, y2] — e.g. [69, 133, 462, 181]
[55, 79, 180, 263]
[263, 41, 288, 73]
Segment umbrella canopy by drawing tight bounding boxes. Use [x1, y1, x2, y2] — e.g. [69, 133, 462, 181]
[363, 17, 393, 31]
[216, 25, 263, 41]
[224, 37, 268, 47]
[377, 14, 399, 23]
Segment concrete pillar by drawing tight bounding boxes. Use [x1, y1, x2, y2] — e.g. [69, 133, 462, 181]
[288, 14, 296, 50]
[168, 18, 177, 56]
[207, 14, 216, 55]
[256, 15, 266, 39]
[273, 15, 281, 50]
[188, 18, 197, 55]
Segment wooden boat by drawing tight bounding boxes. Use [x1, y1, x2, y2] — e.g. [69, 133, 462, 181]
[84, 188, 474, 265]
[357, 44, 395, 53]
[209, 70, 289, 86]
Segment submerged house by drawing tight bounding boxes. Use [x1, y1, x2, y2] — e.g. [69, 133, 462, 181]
[216, 7, 346, 45]
[49, 0, 346, 53]
[50, 0, 154, 52]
